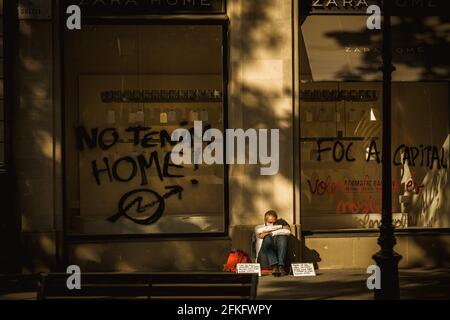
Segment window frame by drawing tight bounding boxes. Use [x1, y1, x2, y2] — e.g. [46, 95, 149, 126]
[299, 80, 450, 234]
[0, 0, 20, 273]
[0, 1, 10, 172]
[61, 16, 230, 242]
[299, 13, 450, 234]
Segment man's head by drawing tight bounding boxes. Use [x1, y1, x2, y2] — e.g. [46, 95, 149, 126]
[264, 210, 278, 225]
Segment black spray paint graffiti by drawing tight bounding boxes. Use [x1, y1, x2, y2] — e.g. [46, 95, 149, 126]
[76, 124, 208, 225]
[107, 186, 183, 225]
[316, 138, 448, 169]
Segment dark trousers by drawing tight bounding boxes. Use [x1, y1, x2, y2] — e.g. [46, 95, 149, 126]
[257, 235, 288, 269]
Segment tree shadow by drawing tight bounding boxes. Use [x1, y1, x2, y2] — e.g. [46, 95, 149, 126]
[257, 268, 450, 300]
[322, 16, 450, 81]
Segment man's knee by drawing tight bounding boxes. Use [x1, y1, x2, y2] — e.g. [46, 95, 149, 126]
[275, 235, 289, 244]
[274, 235, 289, 251]
[261, 235, 274, 248]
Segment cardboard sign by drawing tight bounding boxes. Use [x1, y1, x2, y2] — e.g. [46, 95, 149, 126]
[236, 263, 261, 277]
[291, 263, 316, 277]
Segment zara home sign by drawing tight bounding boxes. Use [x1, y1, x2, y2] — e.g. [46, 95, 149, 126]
[18, 0, 52, 20]
[66, 0, 226, 15]
[310, 0, 447, 15]
[312, 0, 378, 11]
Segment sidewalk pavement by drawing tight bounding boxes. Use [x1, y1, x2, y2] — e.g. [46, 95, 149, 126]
[257, 268, 450, 300]
[1, 268, 449, 300]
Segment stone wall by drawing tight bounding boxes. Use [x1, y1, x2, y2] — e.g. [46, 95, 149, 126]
[13, 1, 63, 273]
[227, 0, 297, 253]
[304, 235, 450, 269]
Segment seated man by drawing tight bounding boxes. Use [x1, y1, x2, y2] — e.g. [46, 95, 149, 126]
[254, 210, 291, 276]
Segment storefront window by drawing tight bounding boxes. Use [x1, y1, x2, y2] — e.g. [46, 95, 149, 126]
[299, 81, 383, 229]
[391, 16, 450, 229]
[64, 23, 227, 236]
[300, 13, 449, 230]
[391, 82, 449, 228]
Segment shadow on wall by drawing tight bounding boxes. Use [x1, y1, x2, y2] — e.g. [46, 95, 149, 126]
[20, 232, 58, 274]
[69, 239, 231, 272]
[284, 234, 311, 270]
[14, 18, 60, 273]
[301, 243, 322, 270]
[227, 0, 296, 228]
[407, 235, 450, 268]
[324, 16, 450, 81]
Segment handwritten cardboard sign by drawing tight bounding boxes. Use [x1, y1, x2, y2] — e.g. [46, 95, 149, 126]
[291, 263, 316, 277]
[236, 263, 261, 277]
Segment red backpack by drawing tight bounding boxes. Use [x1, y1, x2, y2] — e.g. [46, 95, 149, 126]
[224, 250, 250, 272]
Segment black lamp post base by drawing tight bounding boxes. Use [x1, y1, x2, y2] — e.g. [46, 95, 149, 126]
[373, 251, 402, 300]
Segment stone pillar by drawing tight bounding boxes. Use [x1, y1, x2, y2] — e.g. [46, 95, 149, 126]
[13, 0, 63, 273]
[227, 0, 296, 255]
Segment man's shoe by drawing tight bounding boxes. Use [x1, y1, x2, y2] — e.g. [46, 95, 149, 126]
[272, 265, 281, 277]
[279, 266, 288, 276]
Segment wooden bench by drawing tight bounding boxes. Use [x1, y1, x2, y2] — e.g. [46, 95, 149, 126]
[37, 272, 258, 300]
[0, 274, 38, 295]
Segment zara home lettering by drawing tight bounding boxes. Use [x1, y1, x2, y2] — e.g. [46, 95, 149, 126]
[77, 0, 213, 7]
[312, 0, 371, 9]
[312, 0, 439, 10]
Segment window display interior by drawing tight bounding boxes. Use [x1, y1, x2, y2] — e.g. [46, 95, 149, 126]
[300, 14, 450, 230]
[64, 24, 226, 235]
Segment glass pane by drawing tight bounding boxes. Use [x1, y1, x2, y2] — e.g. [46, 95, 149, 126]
[391, 82, 449, 228]
[301, 15, 382, 82]
[300, 13, 383, 230]
[300, 82, 382, 229]
[392, 16, 450, 82]
[390, 15, 450, 229]
[300, 13, 450, 230]
[65, 24, 225, 235]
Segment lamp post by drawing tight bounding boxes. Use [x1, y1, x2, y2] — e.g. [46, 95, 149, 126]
[372, 1, 402, 300]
